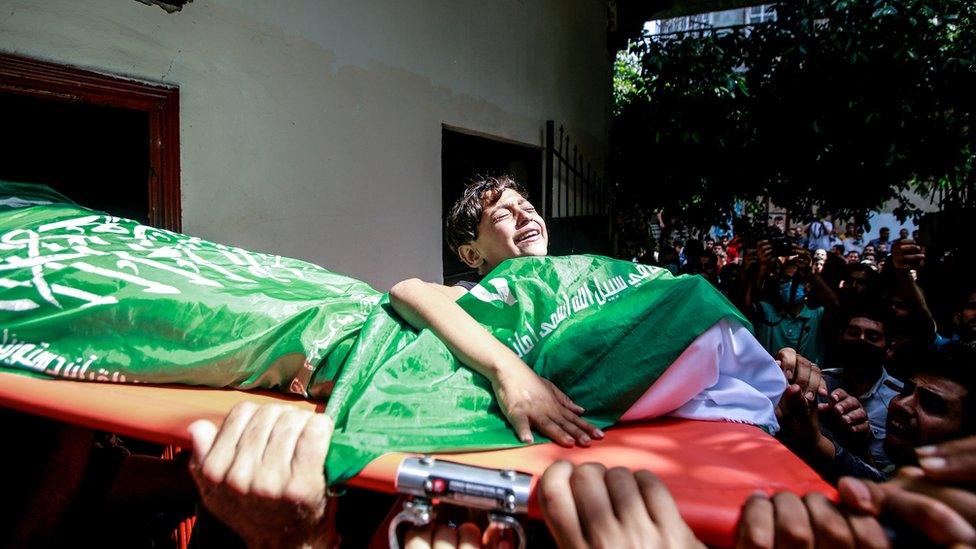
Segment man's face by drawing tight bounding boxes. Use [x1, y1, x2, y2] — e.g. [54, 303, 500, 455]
[841, 317, 886, 349]
[700, 255, 716, 275]
[888, 294, 911, 320]
[846, 223, 855, 234]
[462, 189, 548, 273]
[899, 229, 909, 239]
[847, 269, 871, 293]
[779, 262, 799, 282]
[956, 292, 976, 340]
[880, 228, 890, 239]
[846, 251, 860, 264]
[885, 373, 969, 464]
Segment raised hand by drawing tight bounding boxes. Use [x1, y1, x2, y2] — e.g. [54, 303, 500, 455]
[825, 388, 871, 439]
[891, 239, 924, 271]
[773, 347, 827, 415]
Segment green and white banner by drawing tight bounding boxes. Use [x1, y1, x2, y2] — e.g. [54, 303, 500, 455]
[0, 181, 781, 484]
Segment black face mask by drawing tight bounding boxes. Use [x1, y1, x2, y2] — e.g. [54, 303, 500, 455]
[834, 339, 886, 371]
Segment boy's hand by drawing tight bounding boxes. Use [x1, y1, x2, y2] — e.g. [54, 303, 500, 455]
[492, 363, 603, 447]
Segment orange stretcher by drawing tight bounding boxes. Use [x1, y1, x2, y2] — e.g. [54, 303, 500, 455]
[0, 371, 834, 548]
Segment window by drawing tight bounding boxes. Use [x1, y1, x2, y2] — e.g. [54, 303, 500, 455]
[0, 54, 180, 230]
[746, 5, 777, 25]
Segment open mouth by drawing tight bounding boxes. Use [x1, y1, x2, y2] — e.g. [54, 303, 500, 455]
[887, 415, 913, 442]
[515, 229, 542, 244]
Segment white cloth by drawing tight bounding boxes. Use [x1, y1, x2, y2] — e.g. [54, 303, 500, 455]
[620, 318, 786, 433]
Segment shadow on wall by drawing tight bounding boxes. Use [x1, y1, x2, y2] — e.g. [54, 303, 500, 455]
[133, 0, 192, 13]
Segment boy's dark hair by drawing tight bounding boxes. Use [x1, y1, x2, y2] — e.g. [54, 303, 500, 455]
[445, 175, 526, 254]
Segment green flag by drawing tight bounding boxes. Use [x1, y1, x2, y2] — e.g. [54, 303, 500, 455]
[0, 181, 753, 484]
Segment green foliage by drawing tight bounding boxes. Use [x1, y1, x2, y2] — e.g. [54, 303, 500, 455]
[613, 51, 643, 116]
[613, 0, 976, 230]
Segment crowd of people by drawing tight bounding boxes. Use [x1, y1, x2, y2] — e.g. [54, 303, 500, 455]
[632, 215, 974, 475]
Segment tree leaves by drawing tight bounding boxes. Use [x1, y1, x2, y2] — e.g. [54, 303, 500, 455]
[613, 0, 976, 230]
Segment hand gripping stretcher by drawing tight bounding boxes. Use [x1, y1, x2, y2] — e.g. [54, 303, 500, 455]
[0, 371, 835, 548]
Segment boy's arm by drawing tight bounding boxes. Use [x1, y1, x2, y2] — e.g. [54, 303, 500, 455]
[390, 278, 602, 447]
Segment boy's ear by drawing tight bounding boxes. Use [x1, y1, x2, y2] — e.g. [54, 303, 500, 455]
[457, 244, 484, 270]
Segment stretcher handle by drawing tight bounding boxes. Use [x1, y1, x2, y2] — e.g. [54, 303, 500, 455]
[485, 512, 527, 549]
[388, 498, 434, 549]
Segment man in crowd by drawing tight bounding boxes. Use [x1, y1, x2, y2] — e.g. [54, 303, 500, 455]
[776, 342, 974, 484]
[868, 227, 891, 251]
[806, 215, 834, 252]
[844, 226, 866, 254]
[744, 241, 840, 365]
[777, 311, 902, 470]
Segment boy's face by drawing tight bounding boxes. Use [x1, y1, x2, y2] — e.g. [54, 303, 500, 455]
[459, 189, 548, 274]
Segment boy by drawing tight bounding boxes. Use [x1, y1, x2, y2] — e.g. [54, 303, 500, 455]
[391, 176, 600, 447]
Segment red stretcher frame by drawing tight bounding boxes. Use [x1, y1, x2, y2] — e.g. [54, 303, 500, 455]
[0, 372, 835, 547]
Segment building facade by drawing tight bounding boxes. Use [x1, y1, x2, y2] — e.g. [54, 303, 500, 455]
[0, 0, 612, 289]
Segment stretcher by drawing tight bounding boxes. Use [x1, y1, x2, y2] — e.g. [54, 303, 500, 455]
[0, 371, 835, 548]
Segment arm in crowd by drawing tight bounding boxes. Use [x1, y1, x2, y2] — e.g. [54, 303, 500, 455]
[739, 458, 976, 549]
[773, 347, 870, 439]
[772, 348, 883, 483]
[740, 243, 772, 316]
[890, 239, 937, 344]
[778, 381, 886, 483]
[798, 248, 843, 318]
[389, 278, 601, 447]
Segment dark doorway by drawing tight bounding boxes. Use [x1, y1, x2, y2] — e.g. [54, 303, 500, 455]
[442, 127, 543, 284]
[0, 53, 181, 231]
[0, 92, 151, 223]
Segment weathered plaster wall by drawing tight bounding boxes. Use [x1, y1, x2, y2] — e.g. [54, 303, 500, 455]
[0, 0, 610, 289]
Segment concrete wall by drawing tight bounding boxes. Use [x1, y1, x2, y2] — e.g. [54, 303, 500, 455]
[0, 0, 611, 289]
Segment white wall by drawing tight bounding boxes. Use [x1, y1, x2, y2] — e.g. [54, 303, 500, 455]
[0, 0, 610, 289]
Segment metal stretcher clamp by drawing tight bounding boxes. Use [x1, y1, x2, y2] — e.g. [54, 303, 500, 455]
[388, 456, 531, 549]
